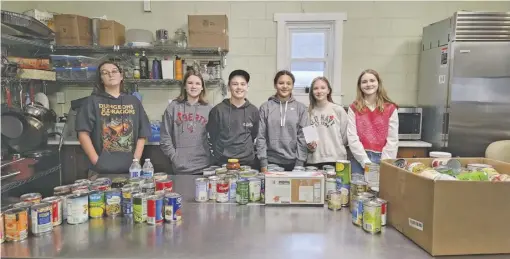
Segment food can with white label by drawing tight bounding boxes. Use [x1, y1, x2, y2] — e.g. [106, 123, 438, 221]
[224, 174, 238, 201]
[41, 196, 63, 226]
[142, 182, 156, 195]
[30, 203, 53, 235]
[208, 175, 220, 201]
[216, 180, 230, 203]
[105, 189, 122, 217]
[325, 178, 336, 201]
[66, 192, 89, 224]
[248, 177, 261, 202]
[375, 198, 387, 226]
[194, 177, 208, 202]
[339, 184, 350, 207]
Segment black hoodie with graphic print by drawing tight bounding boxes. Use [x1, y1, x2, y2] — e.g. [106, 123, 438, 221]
[207, 98, 259, 166]
[75, 88, 151, 174]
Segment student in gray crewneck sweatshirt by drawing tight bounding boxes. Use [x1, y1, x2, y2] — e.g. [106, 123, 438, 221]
[256, 70, 309, 172]
[160, 70, 212, 175]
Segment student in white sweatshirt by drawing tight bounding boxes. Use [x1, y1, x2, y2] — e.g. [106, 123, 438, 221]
[347, 69, 399, 175]
[306, 77, 348, 168]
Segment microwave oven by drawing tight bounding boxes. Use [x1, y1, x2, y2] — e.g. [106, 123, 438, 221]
[398, 107, 422, 140]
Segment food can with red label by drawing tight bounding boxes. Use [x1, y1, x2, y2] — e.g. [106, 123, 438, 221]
[164, 193, 182, 223]
[147, 195, 163, 225]
[208, 175, 220, 201]
[54, 185, 72, 196]
[153, 172, 168, 182]
[75, 179, 91, 185]
[95, 177, 112, 186]
[194, 177, 208, 202]
[20, 193, 42, 204]
[30, 203, 53, 236]
[4, 208, 28, 242]
[216, 180, 229, 203]
[71, 183, 89, 193]
[91, 182, 110, 191]
[41, 196, 63, 226]
[375, 198, 388, 226]
[155, 179, 173, 192]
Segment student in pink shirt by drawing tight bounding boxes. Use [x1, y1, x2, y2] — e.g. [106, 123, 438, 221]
[347, 69, 399, 175]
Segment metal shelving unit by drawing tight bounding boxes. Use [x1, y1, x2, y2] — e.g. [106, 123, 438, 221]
[52, 45, 228, 56]
[1, 164, 61, 193]
[58, 78, 224, 85]
[1, 34, 52, 49]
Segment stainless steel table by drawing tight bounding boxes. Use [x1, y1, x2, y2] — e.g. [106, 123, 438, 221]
[1, 175, 506, 259]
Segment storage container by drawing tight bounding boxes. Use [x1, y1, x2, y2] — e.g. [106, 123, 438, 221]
[70, 67, 87, 81]
[50, 55, 68, 68]
[54, 67, 71, 81]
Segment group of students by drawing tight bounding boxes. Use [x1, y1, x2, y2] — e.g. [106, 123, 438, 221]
[76, 61, 398, 178]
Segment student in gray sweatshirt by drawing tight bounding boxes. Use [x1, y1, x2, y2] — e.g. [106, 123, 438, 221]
[160, 70, 212, 174]
[256, 70, 310, 172]
[207, 70, 259, 168]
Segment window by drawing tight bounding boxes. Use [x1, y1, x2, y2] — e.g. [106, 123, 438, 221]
[275, 13, 347, 97]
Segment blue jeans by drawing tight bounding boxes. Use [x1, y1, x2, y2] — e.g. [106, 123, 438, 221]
[351, 151, 382, 175]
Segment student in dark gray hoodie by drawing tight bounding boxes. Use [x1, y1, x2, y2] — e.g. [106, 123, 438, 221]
[76, 61, 151, 178]
[207, 70, 259, 167]
[256, 70, 310, 172]
[160, 70, 212, 174]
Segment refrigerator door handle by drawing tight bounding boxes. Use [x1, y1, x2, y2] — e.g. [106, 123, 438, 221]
[441, 112, 450, 144]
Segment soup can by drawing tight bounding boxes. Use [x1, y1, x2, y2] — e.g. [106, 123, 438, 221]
[375, 198, 388, 226]
[41, 196, 63, 226]
[216, 180, 229, 203]
[105, 189, 122, 217]
[121, 185, 134, 215]
[133, 193, 147, 223]
[351, 194, 371, 227]
[4, 208, 28, 242]
[88, 191, 105, 218]
[224, 174, 237, 201]
[142, 182, 156, 195]
[248, 177, 261, 202]
[336, 160, 351, 184]
[30, 203, 53, 236]
[66, 192, 89, 224]
[164, 193, 182, 223]
[236, 179, 249, 205]
[208, 176, 220, 200]
[20, 193, 42, 204]
[362, 199, 382, 234]
[147, 195, 163, 225]
[155, 179, 173, 192]
[153, 172, 168, 182]
[350, 180, 368, 210]
[194, 177, 208, 202]
[129, 177, 145, 189]
[53, 185, 71, 196]
[111, 177, 128, 189]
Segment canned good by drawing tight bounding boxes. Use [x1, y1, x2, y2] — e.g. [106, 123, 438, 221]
[88, 191, 105, 218]
[326, 171, 336, 179]
[293, 166, 305, 172]
[164, 193, 182, 223]
[352, 194, 371, 227]
[95, 177, 112, 186]
[239, 170, 258, 179]
[216, 180, 230, 203]
[240, 165, 251, 171]
[305, 166, 318, 171]
[208, 176, 220, 200]
[20, 193, 42, 204]
[362, 199, 382, 234]
[236, 179, 249, 205]
[203, 168, 216, 176]
[407, 162, 426, 174]
[66, 193, 89, 224]
[41, 196, 63, 226]
[91, 182, 110, 191]
[155, 190, 167, 197]
[121, 185, 134, 215]
[53, 185, 71, 196]
[129, 177, 145, 189]
[30, 203, 53, 235]
[70, 183, 89, 193]
[215, 167, 228, 175]
[133, 193, 147, 223]
[4, 208, 28, 241]
[105, 189, 122, 217]
[153, 172, 168, 182]
[328, 191, 342, 211]
[224, 174, 237, 200]
[339, 184, 350, 207]
[336, 160, 351, 184]
[0, 212, 4, 243]
[142, 182, 156, 195]
[360, 192, 375, 199]
[375, 198, 387, 226]
[155, 179, 173, 192]
[75, 179, 91, 185]
[369, 187, 380, 197]
[393, 158, 407, 169]
[194, 178, 208, 202]
[256, 173, 265, 203]
[364, 163, 380, 188]
[350, 180, 368, 210]
[147, 195, 164, 225]
[325, 178, 336, 201]
[13, 201, 33, 210]
[111, 177, 128, 189]
[248, 177, 261, 202]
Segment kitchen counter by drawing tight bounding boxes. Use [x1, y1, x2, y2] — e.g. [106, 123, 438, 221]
[48, 139, 432, 148]
[1, 175, 505, 259]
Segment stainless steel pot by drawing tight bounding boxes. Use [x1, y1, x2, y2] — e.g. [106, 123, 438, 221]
[23, 103, 56, 130]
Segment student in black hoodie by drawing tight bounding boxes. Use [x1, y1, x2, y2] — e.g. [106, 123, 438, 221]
[207, 70, 259, 168]
[76, 61, 151, 178]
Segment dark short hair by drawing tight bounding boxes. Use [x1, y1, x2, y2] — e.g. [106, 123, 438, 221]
[228, 69, 250, 83]
[273, 70, 295, 85]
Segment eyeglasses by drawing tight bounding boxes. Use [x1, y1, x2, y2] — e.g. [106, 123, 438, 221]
[100, 70, 120, 76]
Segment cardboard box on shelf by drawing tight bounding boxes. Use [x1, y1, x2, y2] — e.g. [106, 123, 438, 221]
[54, 14, 91, 46]
[379, 158, 510, 256]
[188, 15, 228, 50]
[99, 20, 125, 46]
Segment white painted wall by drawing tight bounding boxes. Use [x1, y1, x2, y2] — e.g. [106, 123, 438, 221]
[3, 1, 510, 120]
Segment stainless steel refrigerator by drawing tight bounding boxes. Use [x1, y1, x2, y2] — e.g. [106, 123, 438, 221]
[418, 11, 510, 157]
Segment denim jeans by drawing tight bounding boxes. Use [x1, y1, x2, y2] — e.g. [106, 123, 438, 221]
[351, 151, 382, 175]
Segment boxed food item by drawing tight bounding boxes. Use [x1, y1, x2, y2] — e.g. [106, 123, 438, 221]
[54, 14, 91, 46]
[380, 158, 510, 256]
[188, 15, 228, 50]
[264, 171, 324, 205]
[99, 20, 125, 46]
[17, 69, 56, 81]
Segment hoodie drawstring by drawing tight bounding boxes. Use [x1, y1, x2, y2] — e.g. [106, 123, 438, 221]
[279, 101, 288, 127]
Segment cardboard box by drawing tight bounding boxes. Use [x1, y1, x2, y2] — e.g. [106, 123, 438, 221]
[17, 69, 56, 81]
[54, 14, 91, 46]
[380, 158, 510, 256]
[188, 15, 229, 50]
[264, 171, 324, 205]
[99, 20, 125, 46]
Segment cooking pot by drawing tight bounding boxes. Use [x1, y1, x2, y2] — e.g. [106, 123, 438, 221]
[23, 103, 56, 130]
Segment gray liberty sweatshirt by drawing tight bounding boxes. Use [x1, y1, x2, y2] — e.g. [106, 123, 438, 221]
[256, 95, 309, 168]
[160, 100, 212, 174]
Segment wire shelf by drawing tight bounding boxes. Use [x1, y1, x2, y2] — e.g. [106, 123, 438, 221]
[1, 164, 61, 193]
[58, 78, 224, 85]
[1, 34, 52, 49]
[52, 45, 228, 56]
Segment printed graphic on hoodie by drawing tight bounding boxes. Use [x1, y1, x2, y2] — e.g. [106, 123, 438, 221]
[99, 104, 136, 152]
[311, 114, 336, 128]
[175, 111, 208, 133]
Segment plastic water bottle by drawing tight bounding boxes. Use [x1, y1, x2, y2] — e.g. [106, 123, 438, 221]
[129, 159, 142, 179]
[142, 158, 154, 179]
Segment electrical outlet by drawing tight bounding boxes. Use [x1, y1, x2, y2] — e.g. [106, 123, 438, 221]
[143, 0, 151, 12]
[56, 92, 66, 104]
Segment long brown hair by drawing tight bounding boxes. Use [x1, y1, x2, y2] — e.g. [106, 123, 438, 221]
[175, 70, 208, 104]
[354, 69, 396, 112]
[96, 61, 125, 93]
[308, 76, 333, 114]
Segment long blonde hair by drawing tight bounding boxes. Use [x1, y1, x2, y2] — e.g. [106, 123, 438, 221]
[308, 76, 333, 114]
[176, 70, 208, 105]
[354, 69, 396, 113]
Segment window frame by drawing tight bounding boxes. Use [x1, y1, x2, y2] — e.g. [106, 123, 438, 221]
[274, 13, 347, 97]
